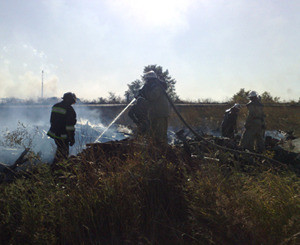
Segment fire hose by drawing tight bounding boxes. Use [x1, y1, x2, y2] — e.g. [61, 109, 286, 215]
[159, 84, 285, 167]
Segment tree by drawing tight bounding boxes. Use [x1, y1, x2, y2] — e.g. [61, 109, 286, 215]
[124, 65, 179, 102]
[107, 92, 122, 104]
[230, 88, 250, 104]
[124, 80, 143, 102]
[97, 97, 107, 104]
[230, 89, 281, 104]
[143, 65, 179, 101]
[260, 92, 280, 103]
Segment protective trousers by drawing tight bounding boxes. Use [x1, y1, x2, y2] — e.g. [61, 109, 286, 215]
[241, 126, 265, 153]
[53, 138, 69, 164]
[149, 117, 168, 145]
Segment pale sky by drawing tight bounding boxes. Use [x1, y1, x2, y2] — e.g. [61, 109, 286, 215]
[0, 0, 300, 101]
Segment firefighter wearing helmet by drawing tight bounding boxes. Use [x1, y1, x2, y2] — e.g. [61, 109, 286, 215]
[221, 103, 241, 138]
[47, 92, 77, 165]
[137, 70, 170, 145]
[128, 96, 150, 136]
[240, 91, 266, 152]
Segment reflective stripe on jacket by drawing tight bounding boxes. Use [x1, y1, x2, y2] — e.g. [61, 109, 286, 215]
[52, 107, 67, 115]
[47, 131, 68, 139]
[47, 101, 77, 140]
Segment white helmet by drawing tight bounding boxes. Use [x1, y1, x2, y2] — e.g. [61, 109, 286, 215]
[143, 70, 157, 80]
[248, 91, 258, 98]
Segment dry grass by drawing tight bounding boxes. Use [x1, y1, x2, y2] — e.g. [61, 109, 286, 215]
[0, 104, 299, 244]
[166, 104, 300, 136]
[0, 146, 299, 244]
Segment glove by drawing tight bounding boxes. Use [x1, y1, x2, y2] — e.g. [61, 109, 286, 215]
[136, 88, 146, 99]
[134, 90, 141, 99]
[69, 138, 75, 146]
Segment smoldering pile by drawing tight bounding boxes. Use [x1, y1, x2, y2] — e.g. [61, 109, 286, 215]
[66, 128, 300, 174]
[0, 121, 131, 165]
[1, 126, 300, 184]
[68, 138, 191, 169]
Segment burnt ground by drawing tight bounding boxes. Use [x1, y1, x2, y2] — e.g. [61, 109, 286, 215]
[68, 134, 300, 176]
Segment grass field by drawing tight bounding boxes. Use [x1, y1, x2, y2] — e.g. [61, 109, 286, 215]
[0, 103, 299, 244]
[0, 145, 299, 244]
[166, 104, 300, 136]
[106, 103, 300, 136]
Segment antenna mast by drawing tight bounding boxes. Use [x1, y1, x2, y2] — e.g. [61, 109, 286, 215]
[41, 70, 44, 99]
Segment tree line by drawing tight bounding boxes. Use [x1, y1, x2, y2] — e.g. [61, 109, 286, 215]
[1, 64, 299, 105]
[89, 64, 300, 105]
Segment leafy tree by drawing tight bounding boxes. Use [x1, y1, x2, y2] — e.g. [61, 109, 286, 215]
[230, 89, 281, 104]
[143, 65, 179, 101]
[260, 91, 280, 103]
[230, 88, 250, 104]
[107, 92, 122, 104]
[124, 64, 179, 102]
[97, 97, 107, 104]
[124, 80, 143, 102]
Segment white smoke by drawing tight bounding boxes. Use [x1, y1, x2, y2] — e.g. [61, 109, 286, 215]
[0, 70, 58, 99]
[0, 43, 58, 99]
[0, 105, 129, 165]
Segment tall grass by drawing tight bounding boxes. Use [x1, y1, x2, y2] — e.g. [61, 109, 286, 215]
[187, 163, 300, 244]
[0, 146, 299, 244]
[0, 103, 299, 244]
[123, 104, 300, 136]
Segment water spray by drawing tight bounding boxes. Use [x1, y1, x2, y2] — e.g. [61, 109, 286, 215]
[94, 98, 136, 143]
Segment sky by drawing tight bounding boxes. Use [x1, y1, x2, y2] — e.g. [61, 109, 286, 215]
[0, 0, 300, 101]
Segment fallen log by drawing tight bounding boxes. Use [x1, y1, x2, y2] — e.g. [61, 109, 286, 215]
[0, 148, 30, 173]
[11, 148, 30, 170]
[0, 148, 30, 183]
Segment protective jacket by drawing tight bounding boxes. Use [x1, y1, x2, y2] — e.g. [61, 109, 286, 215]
[139, 78, 170, 118]
[240, 99, 265, 152]
[138, 78, 170, 145]
[47, 101, 77, 141]
[221, 108, 238, 138]
[128, 96, 150, 133]
[245, 100, 265, 129]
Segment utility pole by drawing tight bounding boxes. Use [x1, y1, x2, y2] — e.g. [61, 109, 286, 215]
[41, 70, 44, 99]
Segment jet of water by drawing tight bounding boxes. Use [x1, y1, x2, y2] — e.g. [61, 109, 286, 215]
[94, 98, 136, 143]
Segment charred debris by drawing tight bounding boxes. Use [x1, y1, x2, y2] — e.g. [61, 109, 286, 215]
[77, 130, 300, 173]
[1, 127, 299, 184]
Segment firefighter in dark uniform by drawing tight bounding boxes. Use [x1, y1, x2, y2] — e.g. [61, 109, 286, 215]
[221, 103, 241, 138]
[240, 91, 266, 152]
[47, 92, 77, 164]
[138, 70, 170, 145]
[128, 96, 150, 137]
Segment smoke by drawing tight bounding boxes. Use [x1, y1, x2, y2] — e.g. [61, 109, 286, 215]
[0, 70, 58, 99]
[0, 63, 13, 97]
[44, 76, 58, 96]
[0, 105, 129, 165]
[0, 43, 59, 99]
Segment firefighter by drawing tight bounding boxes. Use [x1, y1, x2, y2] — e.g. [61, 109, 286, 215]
[47, 92, 77, 164]
[221, 103, 241, 138]
[240, 91, 266, 152]
[128, 96, 150, 136]
[138, 71, 170, 145]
